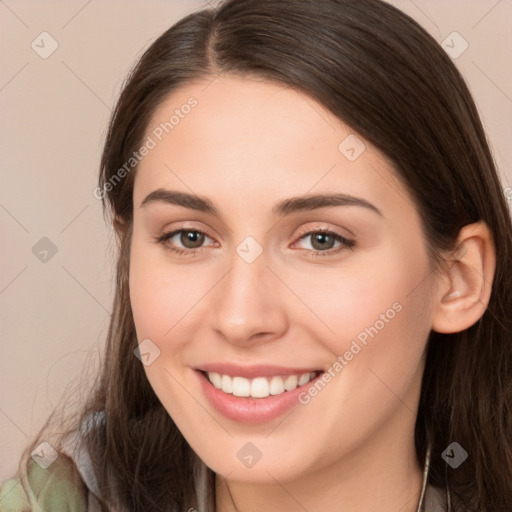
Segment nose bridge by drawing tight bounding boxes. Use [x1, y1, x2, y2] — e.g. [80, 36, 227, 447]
[210, 242, 288, 344]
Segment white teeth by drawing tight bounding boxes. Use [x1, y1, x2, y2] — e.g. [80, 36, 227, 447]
[206, 371, 318, 398]
[298, 372, 311, 386]
[232, 376, 250, 397]
[209, 372, 222, 389]
[251, 377, 270, 398]
[221, 374, 233, 394]
[284, 374, 298, 391]
[269, 375, 285, 395]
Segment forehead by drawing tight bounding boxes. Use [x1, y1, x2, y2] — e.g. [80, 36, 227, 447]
[146, 74, 345, 155]
[133, 74, 413, 219]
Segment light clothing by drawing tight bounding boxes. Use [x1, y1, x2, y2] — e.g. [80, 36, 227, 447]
[0, 412, 449, 511]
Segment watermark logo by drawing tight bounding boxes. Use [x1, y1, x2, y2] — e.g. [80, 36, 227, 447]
[338, 134, 366, 162]
[442, 442, 468, 469]
[134, 338, 161, 366]
[236, 442, 262, 468]
[31, 32, 59, 59]
[236, 236, 263, 264]
[32, 237, 58, 263]
[31, 441, 58, 469]
[442, 31, 468, 60]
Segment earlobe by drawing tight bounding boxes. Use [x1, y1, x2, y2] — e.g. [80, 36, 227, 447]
[431, 221, 496, 334]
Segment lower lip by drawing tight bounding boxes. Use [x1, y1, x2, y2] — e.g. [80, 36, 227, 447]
[196, 370, 323, 424]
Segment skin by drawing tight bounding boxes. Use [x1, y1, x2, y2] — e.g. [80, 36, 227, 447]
[127, 74, 494, 512]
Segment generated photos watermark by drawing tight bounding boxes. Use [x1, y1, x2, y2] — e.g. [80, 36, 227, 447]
[93, 97, 198, 200]
[298, 301, 403, 405]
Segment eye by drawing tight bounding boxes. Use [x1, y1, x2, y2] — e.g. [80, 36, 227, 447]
[155, 226, 355, 258]
[156, 228, 215, 255]
[293, 228, 355, 257]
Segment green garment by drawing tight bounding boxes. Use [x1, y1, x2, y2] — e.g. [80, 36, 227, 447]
[0, 454, 88, 512]
[0, 436, 449, 512]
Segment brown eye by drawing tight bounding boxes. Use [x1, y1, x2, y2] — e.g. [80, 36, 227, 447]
[156, 229, 214, 254]
[294, 228, 355, 257]
[179, 230, 205, 249]
[297, 231, 349, 251]
[309, 232, 337, 251]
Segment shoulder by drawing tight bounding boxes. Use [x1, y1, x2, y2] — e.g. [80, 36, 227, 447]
[0, 452, 88, 512]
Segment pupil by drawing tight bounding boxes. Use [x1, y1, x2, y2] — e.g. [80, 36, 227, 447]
[182, 231, 204, 248]
[313, 233, 333, 250]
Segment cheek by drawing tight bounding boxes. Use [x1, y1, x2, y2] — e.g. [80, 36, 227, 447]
[129, 236, 204, 345]
[290, 242, 434, 374]
[280, 249, 433, 464]
[128, 240, 206, 423]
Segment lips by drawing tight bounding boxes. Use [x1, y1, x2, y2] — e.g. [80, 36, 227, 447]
[195, 363, 325, 424]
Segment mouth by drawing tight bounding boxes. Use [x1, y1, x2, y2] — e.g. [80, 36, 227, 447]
[195, 367, 326, 424]
[200, 370, 323, 398]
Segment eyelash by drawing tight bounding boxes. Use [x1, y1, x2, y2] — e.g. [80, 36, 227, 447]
[155, 227, 355, 258]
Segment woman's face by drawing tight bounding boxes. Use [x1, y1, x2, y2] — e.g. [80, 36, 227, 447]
[129, 75, 439, 483]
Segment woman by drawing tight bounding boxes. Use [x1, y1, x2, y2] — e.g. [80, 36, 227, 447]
[1, 0, 511, 510]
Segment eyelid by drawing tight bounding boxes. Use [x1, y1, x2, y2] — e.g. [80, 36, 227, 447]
[155, 219, 214, 239]
[293, 223, 354, 240]
[156, 227, 216, 246]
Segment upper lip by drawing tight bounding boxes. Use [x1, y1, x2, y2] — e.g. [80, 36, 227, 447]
[196, 363, 323, 379]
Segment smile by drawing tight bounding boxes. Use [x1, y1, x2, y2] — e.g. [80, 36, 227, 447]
[206, 371, 320, 398]
[196, 366, 325, 424]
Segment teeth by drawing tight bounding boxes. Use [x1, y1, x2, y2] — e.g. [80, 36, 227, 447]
[221, 374, 232, 393]
[209, 372, 222, 389]
[269, 375, 285, 395]
[232, 376, 250, 397]
[206, 371, 318, 398]
[250, 377, 269, 398]
[298, 372, 312, 386]
[284, 374, 298, 391]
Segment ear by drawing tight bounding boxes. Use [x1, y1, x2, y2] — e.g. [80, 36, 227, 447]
[431, 221, 496, 334]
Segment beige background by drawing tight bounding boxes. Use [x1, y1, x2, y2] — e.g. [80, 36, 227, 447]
[0, 0, 511, 480]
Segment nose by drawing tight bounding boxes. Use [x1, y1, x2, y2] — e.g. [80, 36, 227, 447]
[209, 248, 289, 347]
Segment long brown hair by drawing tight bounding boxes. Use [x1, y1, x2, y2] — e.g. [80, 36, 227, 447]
[19, 0, 512, 510]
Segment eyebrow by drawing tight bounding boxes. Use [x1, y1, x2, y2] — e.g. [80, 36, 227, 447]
[140, 188, 382, 217]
